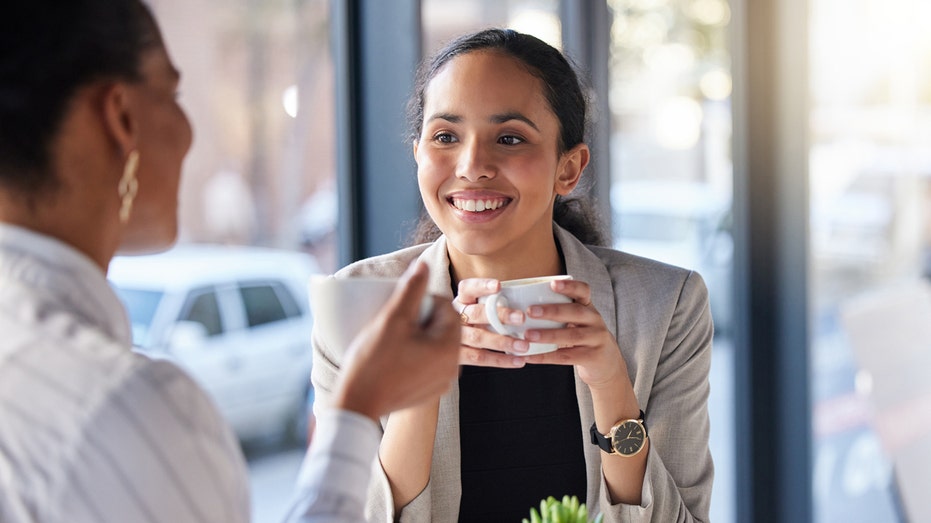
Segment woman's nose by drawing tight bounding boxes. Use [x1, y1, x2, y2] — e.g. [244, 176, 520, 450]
[455, 140, 496, 182]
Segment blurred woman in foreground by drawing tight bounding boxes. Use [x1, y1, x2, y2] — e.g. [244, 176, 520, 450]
[0, 2, 461, 522]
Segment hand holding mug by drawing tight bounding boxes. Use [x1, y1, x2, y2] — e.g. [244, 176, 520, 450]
[454, 275, 574, 368]
[320, 262, 461, 421]
[518, 277, 630, 390]
[480, 275, 573, 354]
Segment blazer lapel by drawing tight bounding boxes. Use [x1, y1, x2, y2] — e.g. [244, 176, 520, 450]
[555, 225, 617, 508]
[416, 235, 463, 520]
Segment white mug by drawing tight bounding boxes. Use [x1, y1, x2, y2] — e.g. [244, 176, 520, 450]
[480, 275, 573, 355]
[309, 276, 433, 352]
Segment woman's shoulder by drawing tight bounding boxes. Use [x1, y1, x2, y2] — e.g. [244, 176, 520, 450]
[587, 244, 690, 274]
[334, 243, 433, 279]
[584, 243, 708, 296]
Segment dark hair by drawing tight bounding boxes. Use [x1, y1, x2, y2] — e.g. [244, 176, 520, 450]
[406, 28, 608, 247]
[0, 0, 161, 194]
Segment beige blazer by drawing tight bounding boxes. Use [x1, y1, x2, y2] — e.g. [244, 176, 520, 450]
[311, 225, 714, 523]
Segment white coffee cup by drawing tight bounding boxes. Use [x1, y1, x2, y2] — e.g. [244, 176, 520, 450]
[480, 275, 573, 355]
[309, 276, 434, 352]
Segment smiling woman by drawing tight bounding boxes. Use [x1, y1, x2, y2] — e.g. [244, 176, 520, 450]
[408, 32, 607, 251]
[312, 28, 715, 523]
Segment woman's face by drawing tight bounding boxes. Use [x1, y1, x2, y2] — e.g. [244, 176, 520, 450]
[415, 50, 577, 260]
[119, 44, 192, 253]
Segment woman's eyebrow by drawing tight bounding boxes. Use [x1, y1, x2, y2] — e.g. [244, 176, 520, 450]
[490, 112, 539, 131]
[426, 112, 461, 123]
[425, 111, 539, 131]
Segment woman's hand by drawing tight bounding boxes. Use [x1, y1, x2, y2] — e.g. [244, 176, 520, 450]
[519, 278, 629, 390]
[454, 278, 530, 368]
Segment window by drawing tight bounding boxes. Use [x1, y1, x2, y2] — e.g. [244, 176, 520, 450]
[113, 287, 164, 346]
[180, 289, 224, 337]
[607, 1, 734, 520]
[240, 283, 289, 328]
[146, 0, 338, 273]
[144, 1, 336, 520]
[422, 0, 561, 54]
[808, 0, 931, 520]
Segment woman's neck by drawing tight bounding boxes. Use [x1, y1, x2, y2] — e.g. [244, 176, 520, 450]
[447, 230, 565, 285]
[0, 187, 117, 273]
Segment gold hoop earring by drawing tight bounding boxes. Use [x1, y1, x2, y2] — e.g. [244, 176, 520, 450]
[118, 150, 140, 224]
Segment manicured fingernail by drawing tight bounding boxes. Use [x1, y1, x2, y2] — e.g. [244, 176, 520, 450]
[529, 306, 544, 317]
[524, 330, 540, 341]
[512, 357, 526, 367]
[486, 280, 498, 290]
[512, 339, 530, 352]
[509, 311, 524, 323]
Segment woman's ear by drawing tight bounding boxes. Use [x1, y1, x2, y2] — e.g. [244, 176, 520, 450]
[99, 82, 138, 157]
[555, 143, 590, 196]
[412, 139, 420, 161]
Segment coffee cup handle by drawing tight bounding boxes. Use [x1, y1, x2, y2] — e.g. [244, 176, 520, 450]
[484, 294, 514, 336]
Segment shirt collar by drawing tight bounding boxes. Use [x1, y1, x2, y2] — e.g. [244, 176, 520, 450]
[0, 223, 132, 345]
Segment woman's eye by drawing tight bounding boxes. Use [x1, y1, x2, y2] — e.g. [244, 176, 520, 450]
[499, 135, 524, 146]
[432, 132, 456, 144]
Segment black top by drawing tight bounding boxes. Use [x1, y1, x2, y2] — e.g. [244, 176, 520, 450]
[458, 363, 587, 522]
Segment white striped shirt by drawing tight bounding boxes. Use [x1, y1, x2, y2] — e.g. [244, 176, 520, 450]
[283, 409, 381, 523]
[0, 224, 250, 523]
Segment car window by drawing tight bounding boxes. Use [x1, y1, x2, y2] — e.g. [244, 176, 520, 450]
[273, 282, 302, 319]
[180, 289, 224, 336]
[112, 287, 164, 346]
[239, 282, 293, 327]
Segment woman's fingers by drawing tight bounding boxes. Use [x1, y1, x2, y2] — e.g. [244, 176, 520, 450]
[550, 278, 593, 306]
[460, 325, 529, 354]
[523, 325, 603, 348]
[456, 278, 500, 304]
[458, 302, 525, 326]
[454, 278, 526, 326]
[459, 346, 527, 368]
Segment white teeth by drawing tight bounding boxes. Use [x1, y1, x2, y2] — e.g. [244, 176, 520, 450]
[452, 198, 506, 212]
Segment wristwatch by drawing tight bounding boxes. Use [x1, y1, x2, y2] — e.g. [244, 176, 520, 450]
[589, 410, 648, 457]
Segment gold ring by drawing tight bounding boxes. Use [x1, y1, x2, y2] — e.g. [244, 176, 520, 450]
[460, 312, 469, 325]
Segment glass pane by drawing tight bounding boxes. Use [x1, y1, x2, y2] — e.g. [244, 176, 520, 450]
[112, 287, 164, 346]
[422, 0, 561, 53]
[146, 2, 335, 522]
[182, 290, 224, 336]
[607, 0, 735, 521]
[809, 0, 931, 521]
[149, 0, 338, 274]
[240, 284, 288, 327]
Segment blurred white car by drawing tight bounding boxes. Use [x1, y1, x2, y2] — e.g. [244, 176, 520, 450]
[612, 180, 734, 333]
[108, 244, 320, 442]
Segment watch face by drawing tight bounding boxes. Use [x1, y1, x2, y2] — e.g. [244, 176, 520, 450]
[611, 420, 646, 456]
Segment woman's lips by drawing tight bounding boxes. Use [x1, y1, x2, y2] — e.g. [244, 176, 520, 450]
[449, 196, 509, 212]
[446, 194, 512, 222]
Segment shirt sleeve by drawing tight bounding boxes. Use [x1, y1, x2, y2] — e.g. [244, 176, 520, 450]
[283, 408, 382, 523]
